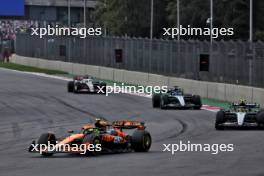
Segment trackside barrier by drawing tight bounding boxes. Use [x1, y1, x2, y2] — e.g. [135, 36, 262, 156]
[123, 71, 149, 86]
[10, 55, 264, 107]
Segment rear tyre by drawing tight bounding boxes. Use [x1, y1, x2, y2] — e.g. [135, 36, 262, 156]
[215, 110, 225, 130]
[131, 130, 151, 152]
[82, 134, 101, 156]
[67, 81, 74, 93]
[256, 110, 264, 126]
[152, 94, 160, 108]
[192, 95, 202, 110]
[37, 133, 57, 156]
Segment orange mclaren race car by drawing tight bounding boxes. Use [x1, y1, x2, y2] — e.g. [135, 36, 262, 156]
[28, 119, 152, 156]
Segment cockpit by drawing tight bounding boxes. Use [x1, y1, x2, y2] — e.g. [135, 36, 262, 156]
[168, 87, 184, 96]
[231, 102, 260, 112]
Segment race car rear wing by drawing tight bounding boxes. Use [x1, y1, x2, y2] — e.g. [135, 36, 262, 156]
[74, 75, 94, 80]
[112, 120, 145, 130]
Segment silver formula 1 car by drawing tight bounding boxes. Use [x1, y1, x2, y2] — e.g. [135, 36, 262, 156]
[152, 87, 202, 109]
[67, 75, 106, 94]
[215, 101, 264, 130]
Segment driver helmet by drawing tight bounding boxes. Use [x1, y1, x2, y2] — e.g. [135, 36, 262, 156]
[95, 118, 110, 129]
[239, 99, 247, 106]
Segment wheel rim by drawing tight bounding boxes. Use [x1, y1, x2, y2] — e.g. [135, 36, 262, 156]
[160, 99, 164, 107]
[144, 135, 151, 149]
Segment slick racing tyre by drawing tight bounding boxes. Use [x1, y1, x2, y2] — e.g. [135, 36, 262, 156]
[37, 133, 57, 156]
[152, 94, 160, 108]
[82, 134, 101, 156]
[160, 95, 168, 109]
[256, 110, 264, 126]
[215, 110, 225, 130]
[192, 95, 202, 110]
[131, 130, 152, 152]
[73, 83, 79, 93]
[67, 81, 74, 92]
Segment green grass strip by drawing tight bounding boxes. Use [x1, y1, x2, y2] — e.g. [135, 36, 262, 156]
[202, 98, 230, 109]
[0, 62, 68, 75]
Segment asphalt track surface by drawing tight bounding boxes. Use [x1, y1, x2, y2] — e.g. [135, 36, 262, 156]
[1, 68, 264, 176]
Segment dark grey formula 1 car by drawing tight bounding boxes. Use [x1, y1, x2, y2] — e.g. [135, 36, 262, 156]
[68, 75, 106, 94]
[152, 87, 202, 109]
[215, 101, 264, 130]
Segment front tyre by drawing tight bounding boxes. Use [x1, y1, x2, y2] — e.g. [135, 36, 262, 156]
[160, 95, 168, 109]
[215, 110, 225, 130]
[67, 81, 74, 93]
[256, 110, 264, 126]
[37, 133, 57, 156]
[152, 94, 160, 108]
[192, 95, 202, 110]
[131, 130, 152, 152]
